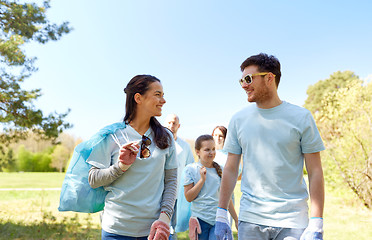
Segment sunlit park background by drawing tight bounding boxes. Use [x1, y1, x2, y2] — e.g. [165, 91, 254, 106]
[1, 0, 372, 239]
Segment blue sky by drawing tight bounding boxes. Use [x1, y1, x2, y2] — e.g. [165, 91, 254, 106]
[24, 0, 372, 141]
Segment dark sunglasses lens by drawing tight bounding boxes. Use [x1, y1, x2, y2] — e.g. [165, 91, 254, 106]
[244, 75, 252, 84]
[239, 79, 244, 86]
[140, 135, 151, 158]
[142, 136, 151, 146]
[141, 147, 150, 158]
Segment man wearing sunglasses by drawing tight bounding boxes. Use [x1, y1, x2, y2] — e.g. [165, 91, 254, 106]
[165, 114, 195, 240]
[215, 53, 325, 240]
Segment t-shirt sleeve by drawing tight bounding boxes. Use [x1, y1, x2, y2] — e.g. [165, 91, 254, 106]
[300, 112, 326, 153]
[165, 134, 178, 169]
[86, 136, 115, 169]
[223, 117, 242, 155]
[183, 165, 195, 186]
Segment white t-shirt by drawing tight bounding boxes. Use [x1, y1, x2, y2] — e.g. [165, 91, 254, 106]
[184, 162, 221, 225]
[87, 125, 177, 237]
[224, 101, 325, 228]
[214, 149, 228, 168]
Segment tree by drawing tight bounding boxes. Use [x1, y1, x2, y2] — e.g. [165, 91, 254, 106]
[306, 71, 372, 208]
[304, 71, 361, 114]
[0, 0, 72, 147]
[50, 144, 70, 172]
[0, 145, 15, 171]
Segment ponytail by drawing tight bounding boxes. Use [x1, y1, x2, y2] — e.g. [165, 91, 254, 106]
[212, 161, 222, 178]
[150, 117, 172, 149]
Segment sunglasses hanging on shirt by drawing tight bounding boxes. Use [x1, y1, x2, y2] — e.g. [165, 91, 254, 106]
[140, 135, 151, 158]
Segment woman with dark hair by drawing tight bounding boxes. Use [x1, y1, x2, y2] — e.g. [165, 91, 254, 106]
[87, 75, 177, 240]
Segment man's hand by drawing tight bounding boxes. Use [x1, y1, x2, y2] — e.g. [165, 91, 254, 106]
[215, 208, 232, 240]
[300, 217, 323, 240]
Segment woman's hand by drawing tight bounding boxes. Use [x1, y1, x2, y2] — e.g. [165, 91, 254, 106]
[200, 166, 207, 181]
[118, 141, 139, 171]
[148, 212, 170, 240]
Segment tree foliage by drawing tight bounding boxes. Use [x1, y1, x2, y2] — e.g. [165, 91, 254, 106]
[304, 71, 362, 113]
[0, 131, 76, 172]
[0, 145, 15, 171]
[306, 71, 372, 208]
[50, 144, 70, 172]
[0, 0, 72, 146]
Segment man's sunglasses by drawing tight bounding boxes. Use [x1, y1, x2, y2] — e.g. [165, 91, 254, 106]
[239, 72, 275, 86]
[140, 135, 152, 158]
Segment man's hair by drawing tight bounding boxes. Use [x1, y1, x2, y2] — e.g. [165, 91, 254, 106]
[240, 53, 281, 87]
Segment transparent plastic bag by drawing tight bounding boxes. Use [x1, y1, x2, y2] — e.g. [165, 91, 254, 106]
[58, 122, 126, 213]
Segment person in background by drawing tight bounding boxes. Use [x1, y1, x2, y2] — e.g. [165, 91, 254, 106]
[212, 126, 228, 168]
[88, 75, 178, 240]
[164, 113, 195, 239]
[212, 126, 242, 178]
[184, 135, 238, 240]
[215, 53, 325, 240]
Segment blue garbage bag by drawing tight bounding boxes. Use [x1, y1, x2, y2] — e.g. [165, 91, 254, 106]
[58, 122, 126, 213]
[175, 168, 192, 232]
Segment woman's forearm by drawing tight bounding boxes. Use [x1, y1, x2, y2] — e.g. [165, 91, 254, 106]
[88, 162, 124, 188]
[160, 168, 178, 219]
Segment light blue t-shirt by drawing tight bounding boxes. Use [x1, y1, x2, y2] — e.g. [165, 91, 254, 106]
[184, 162, 221, 226]
[87, 125, 177, 237]
[175, 137, 195, 194]
[224, 101, 325, 228]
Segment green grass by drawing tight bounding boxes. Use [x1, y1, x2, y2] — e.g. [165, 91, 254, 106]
[0, 172, 65, 188]
[0, 189, 101, 239]
[0, 173, 371, 239]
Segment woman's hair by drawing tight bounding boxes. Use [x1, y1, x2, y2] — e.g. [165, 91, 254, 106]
[123, 74, 171, 149]
[195, 134, 222, 178]
[212, 126, 227, 140]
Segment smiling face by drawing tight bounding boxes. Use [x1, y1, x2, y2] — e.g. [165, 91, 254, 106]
[137, 81, 166, 117]
[196, 139, 216, 167]
[241, 65, 271, 104]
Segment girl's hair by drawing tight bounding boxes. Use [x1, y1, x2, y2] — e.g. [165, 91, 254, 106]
[195, 134, 222, 178]
[123, 74, 171, 149]
[212, 126, 227, 139]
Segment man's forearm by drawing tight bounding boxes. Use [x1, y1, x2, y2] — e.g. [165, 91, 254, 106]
[309, 169, 325, 218]
[305, 152, 325, 218]
[218, 153, 240, 209]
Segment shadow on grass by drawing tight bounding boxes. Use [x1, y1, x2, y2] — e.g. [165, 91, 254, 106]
[0, 219, 100, 240]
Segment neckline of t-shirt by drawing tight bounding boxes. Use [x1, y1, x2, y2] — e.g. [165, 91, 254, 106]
[196, 161, 215, 169]
[255, 101, 287, 113]
[126, 124, 152, 138]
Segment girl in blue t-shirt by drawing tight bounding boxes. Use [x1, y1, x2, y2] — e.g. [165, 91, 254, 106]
[184, 135, 238, 240]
